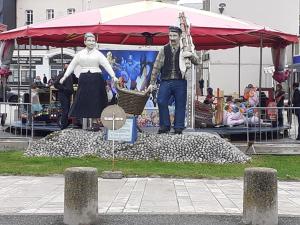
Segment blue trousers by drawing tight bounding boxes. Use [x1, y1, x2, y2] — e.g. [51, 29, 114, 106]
[157, 80, 187, 129]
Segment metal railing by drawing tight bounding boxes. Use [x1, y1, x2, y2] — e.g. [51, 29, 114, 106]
[0, 102, 33, 141]
[245, 106, 300, 146]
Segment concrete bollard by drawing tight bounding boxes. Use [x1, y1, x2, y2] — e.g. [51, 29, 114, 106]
[64, 167, 98, 225]
[243, 167, 278, 225]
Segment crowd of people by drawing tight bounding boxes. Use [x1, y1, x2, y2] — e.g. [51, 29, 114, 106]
[33, 74, 53, 88]
[199, 81, 300, 140]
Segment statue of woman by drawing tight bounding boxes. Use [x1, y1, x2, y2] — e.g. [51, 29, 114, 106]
[59, 32, 118, 119]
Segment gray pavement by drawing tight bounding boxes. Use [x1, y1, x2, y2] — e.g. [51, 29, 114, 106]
[1, 214, 300, 225]
[0, 176, 300, 216]
[234, 141, 300, 155]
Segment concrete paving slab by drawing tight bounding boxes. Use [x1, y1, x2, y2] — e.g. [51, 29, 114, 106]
[0, 176, 300, 217]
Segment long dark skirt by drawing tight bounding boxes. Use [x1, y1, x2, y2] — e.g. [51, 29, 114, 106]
[69, 72, 107, 118]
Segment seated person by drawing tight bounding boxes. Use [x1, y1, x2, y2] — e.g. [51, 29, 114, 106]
[248, 113, 262, 125]
[241, 105, 263, 125]
[266, 97, 277, 124]
[223, 104, 245, 126]
[260, 91, 268, 108]
[31, 84, 43, 114]
[34, 76, 45, 88]
[223, 97, 262, 126]
[47, 78, 54, 87]
[243, 84, 259, 107]
[243, 84, 254, 101]
[225, 96, 234, 106]
[204, 87, 214, 104]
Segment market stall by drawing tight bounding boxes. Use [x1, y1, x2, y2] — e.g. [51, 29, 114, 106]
[0, 1, 298, 132]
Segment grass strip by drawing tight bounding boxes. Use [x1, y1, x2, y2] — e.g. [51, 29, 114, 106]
[0, 151, 299, 180]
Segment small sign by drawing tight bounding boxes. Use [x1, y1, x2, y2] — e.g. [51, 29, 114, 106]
[101, 105, 126, 130]
[49, 54, 73, 65]
[106, 117, 137, 143]
[11, 57, 43, 65]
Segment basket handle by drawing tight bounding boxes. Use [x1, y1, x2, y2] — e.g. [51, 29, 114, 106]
[115, 80, 152, 96]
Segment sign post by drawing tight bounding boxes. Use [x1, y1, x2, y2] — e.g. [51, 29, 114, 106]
[106, 117, 137, 143]
[100, 105, 126, 178]
[102, 112, 125, 170]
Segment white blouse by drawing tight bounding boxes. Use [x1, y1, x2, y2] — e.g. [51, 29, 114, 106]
[61, 48, 116, 81]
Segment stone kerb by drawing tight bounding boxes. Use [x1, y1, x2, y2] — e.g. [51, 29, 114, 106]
[64, 167, 98, 225]
[243, 167, 278, 225]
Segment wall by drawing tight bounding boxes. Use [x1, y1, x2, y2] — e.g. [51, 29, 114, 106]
[13, 0, 144, 81]
[13, 0, 299, 90]
[16, 0, 141, 27]
[208, 0, 299, 95]
[0, 0, 16, 29]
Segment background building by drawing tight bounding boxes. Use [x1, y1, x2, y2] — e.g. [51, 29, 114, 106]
[207, 0, 299, 95]
[8, 0, 180, 85]
[4, 0, 300, 94]
[10, 0, 148, 85]
[0, 0, 16, 30]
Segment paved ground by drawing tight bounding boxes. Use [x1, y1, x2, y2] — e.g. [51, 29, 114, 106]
[234, 141, 300, 155]
[1, 214, 300, 225]
[0, 176, 300, 215]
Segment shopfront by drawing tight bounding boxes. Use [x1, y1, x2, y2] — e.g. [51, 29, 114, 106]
[49, 54, 73, 78]
[9, 56, 43, 85]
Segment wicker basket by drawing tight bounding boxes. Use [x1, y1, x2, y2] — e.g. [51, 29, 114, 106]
[116, 84, 150, 115]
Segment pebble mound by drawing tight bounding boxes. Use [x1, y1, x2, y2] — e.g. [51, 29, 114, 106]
[25, 129, 250, 164]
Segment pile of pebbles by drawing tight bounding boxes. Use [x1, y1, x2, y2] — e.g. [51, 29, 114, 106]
[25, 129, 250, 164]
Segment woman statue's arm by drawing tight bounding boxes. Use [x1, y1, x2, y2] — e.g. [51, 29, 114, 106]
[59, 55, 79, 84]
[99, 53, 118, 82]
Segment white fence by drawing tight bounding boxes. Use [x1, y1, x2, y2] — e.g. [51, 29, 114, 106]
[245, 106, 300, 145]
[0, 102, 33, 141]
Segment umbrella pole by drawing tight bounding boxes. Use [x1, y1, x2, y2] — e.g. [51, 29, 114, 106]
[238, 46, 241, 97]
[259, 34, 263, 108]
[29, 37, 32, 108]
[1, 77, 5, 103]
[28, 37, 33, 131]
[288, 43, 295, 125]
[16, 39, 21, 121]
[191, 65, 195, 129]
[61, 47, 64, 72]
[289, 43, 295, 102]
[259, 34, 263, 141]
[17, 39, 20, 102]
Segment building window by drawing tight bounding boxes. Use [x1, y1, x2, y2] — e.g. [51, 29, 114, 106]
[17, 44, 48, 50]
[202, 0, 210, 11]
[67, 8, 75, 14]
[25, 10, 33, 25]
[8, 65, 36, 85]
[295, 42, 300, 55]
[46, 9, 55, 20]
[50, 65, 62, 78]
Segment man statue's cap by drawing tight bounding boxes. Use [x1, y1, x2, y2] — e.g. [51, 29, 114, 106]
[169, 26, 182, 34]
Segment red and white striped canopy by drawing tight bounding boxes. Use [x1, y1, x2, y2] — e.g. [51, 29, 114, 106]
[0, 1, 297, 50]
